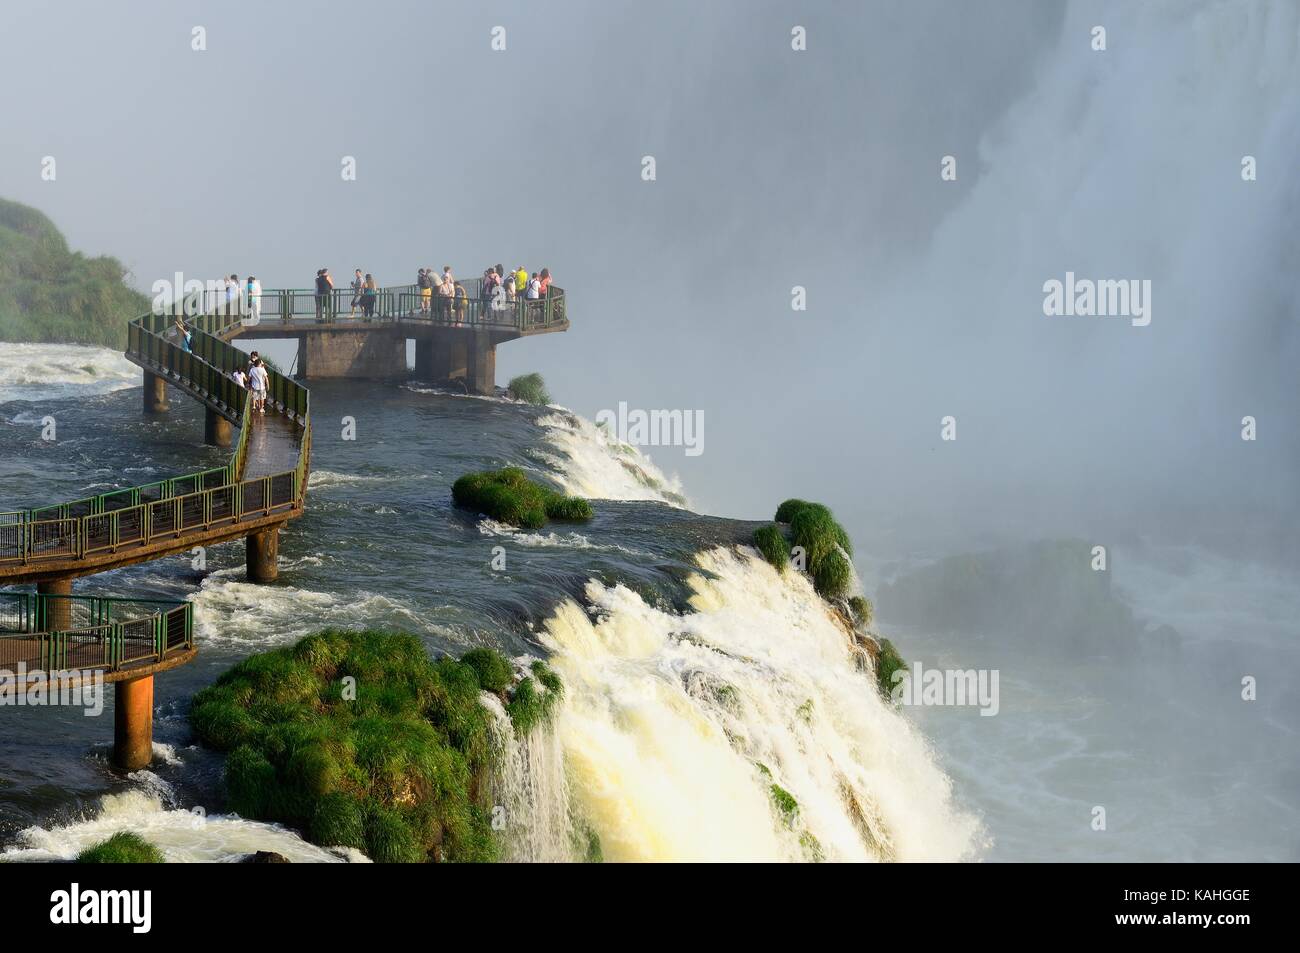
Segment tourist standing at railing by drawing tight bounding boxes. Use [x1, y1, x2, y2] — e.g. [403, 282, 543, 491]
[481, 266, 497, 314]
[248, 356, 269, 415]
[439, 266, 455, 323]
[417, 268, 432, 314]
[539, 268, 552, 294]
[174, 317, 193, 352]
[500, 265, 515, 305]
[246, 275, 262, 324]
[225, 275, 240, 317]
[526, 272, 541, 300]
[362, 274, 378, 319]
[454, 282, 468, 326]
[314, 268, 333, 322]
[515, 265, 528, 297]
[349, 269, 364, 318]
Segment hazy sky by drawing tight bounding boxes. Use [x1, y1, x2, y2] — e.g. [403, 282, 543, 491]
[3, 0, 1295, 561]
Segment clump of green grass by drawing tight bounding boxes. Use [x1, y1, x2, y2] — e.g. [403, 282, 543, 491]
[507, 372, 551, 405]
[506, 663, 564, 735]
[875, 638, 908, 702]
[460, 647, 514, 694]
[848, 596, 874, 627]
[452, 466, 592, 529]
[753, 523, 789, 572]
[76, 831, 163, 864]
[767, 499, 855, 600]
[769, 784, 799, 823]
[189, 630, 558, 863]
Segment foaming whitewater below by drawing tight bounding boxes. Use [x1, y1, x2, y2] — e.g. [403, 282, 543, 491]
[532, 410, 689, 507]
[0, 343, 139, 404]
[190, 570, 439, 649]
[2, 790, 365, 863]
[483, 694, 578, 862]
[477, 518, 651, 557]
[532, 546, 984, 862]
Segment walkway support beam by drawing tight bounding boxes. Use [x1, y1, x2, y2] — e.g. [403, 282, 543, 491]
[204, 406, 232, 447]
[468, 331, 497, 396]
[143, 371, 169, 414]
[246, 527, 280, 583]
[113, 674, 154, 771]
[37, 577, 73, 630]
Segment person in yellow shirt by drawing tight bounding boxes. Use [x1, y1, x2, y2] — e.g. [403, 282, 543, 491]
[515, 266, 528, 294]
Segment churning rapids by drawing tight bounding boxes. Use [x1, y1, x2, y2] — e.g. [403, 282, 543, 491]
[0, 345, 981, 862]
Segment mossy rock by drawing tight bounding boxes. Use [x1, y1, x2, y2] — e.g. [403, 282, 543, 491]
[189, 629, 552, 863]
[452, 466, 591, 529]
[76, 831, 163, 864]
[506, 372, 551, 405]
[460, 647, 514, 694]
[875, 638, 908, 701]
[848, 595, 874, 627]
[752, 523, 789, 572]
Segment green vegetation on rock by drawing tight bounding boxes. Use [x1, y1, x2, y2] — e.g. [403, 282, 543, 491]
[753, 523, 790, 572]
[452, 466, 592, 529]
[768, 498, 854, 600]
[506, 372, 551, 405]
[189, 629, 561, 863]
[875, 638, 907, 701]
[76, 831, 163, 864]
[848, 595, 874, 627]
[0, 198, 149, 349]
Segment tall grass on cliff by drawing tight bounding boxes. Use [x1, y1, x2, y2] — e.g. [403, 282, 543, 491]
[506, 372, 551, 405]
[0, 198, 149, 349]
[189, 629, 561, 863]
[755, 499, 854, 600]
[453, 466, 592, 529]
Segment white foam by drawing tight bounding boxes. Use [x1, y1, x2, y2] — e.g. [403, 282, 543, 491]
[533, 546, 984, 861]
[2, 789, 363, 863]
[0, 344, 139, 404]
[533, 410, 689, 506]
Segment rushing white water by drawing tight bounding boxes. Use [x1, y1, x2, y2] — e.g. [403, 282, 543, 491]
[1, 790, 365, 863]
[533, 410, 689, 507]
[533, 547, 984, 862]
[483, 693, 578, 862]
[0, 343, 138, 404]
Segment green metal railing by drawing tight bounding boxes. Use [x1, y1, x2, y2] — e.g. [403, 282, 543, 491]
[0, 592, 193, 676]
[0, 302, 312, 569]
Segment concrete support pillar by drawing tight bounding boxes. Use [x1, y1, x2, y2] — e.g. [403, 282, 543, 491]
[468, 331, 497, 395]
[301, 330, 406, 380]
[414, 336, 434, 380]
[143, 371, 169, 414]
[434, 330, 469, 384]
[37, 577, 72, 631]
[295, 334, 308, 380]
[113, 674, 154, 771]
[246, 527, 280, 583]
[204, 407, 232, 447]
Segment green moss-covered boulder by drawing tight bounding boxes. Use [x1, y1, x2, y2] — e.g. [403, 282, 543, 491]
[506, 372, 551, 405]
[76, 831, 163, 864]
[190, 630, 558, 863]
[753, 523, 789, 572]
[452, 467, 592, 529]
[875, 638, 907, 701]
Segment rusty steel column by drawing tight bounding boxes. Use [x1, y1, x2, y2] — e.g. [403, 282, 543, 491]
[142, 371, 169, 414]
[204, 406, 232, 447]
[37, 576, 72, 631]
[246, 527, 280, 583]
[113, 674, 154, 771]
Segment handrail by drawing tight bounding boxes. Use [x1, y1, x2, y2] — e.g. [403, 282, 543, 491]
[0, 591, 193, 677]
[0, 301, 313, 578]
